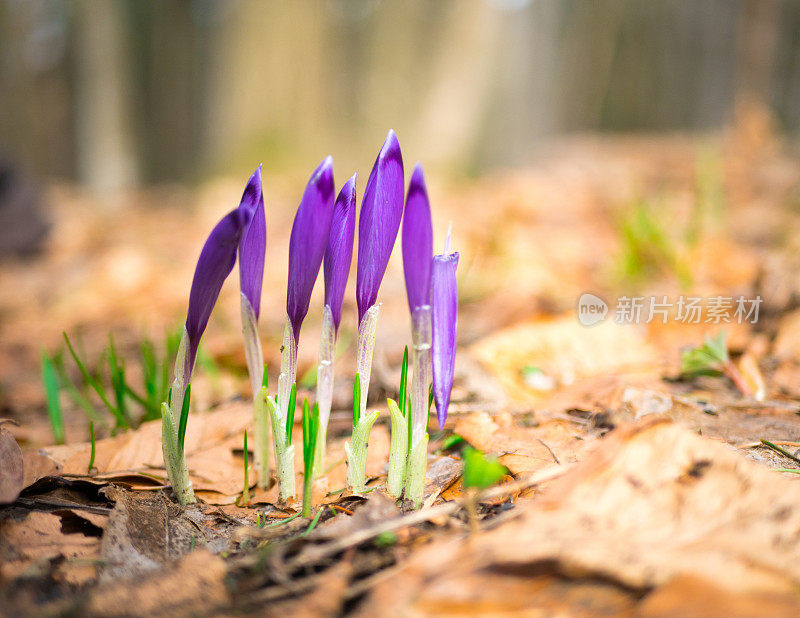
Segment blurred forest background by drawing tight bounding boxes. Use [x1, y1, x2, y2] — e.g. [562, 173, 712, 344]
[1, 0, 799, 195]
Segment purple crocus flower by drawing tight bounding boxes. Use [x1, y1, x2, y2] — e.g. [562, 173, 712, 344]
[286, 156, 336, 342]
[184, 197, 255, 382]
[431, 250, 459, 429]
[238, 165, 266, 318]
[324, 174, 357, 332]
[402, 163, 433, 312]
[356, 130, 404, 321]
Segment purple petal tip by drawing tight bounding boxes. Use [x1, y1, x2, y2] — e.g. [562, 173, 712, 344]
[323, 174, 357, 331]
[356, 132, 405, 320]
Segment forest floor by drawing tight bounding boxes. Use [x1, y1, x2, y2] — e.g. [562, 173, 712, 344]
[3, 120, 800, 616]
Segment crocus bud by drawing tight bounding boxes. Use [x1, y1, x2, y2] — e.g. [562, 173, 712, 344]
[356, 130, 404, 321]
[431, 249, 459, 429]
[184, 197, 254, 383]
[402, 163, 433, 313]
[323, 174, 357, 333]
[238, 165, 266, 319]
[286, 156, 336, 342]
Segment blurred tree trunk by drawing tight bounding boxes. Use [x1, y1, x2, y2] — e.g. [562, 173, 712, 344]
[73, 0, 138, 195]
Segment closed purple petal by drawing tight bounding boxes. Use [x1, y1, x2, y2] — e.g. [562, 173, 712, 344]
[402, 163, 433, 313]
[185, 204, 253, 379]
[431, 251, 459, 429]
[324, 174, 357, 332]
[287, 156, 336, 341]
[356, 130, 404, 321]
[238, 166, 266, 318]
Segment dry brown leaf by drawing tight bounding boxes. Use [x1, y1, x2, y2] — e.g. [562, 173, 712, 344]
[361, 417, 800, 615]
[0, 511, 102, 583]
[455, 410, 585, 474]
[470, 316, 661, 401]
[0, 426, 24, 503]
[638, 575, 800, 617]
[86, 549, 228, 617]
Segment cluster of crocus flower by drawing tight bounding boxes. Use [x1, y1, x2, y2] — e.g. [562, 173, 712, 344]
[161, 129, 458, 511]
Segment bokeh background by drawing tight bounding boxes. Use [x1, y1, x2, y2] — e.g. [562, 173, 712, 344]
[3, 0, 800, 191]
[1, 0, 800, 445]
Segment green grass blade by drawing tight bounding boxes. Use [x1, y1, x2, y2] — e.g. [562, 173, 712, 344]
[41, 352, 65, 444]
[178, 384, 192, 450]
[88, 421, 96, 472]
[399, 346, 408, 416]
[242, 429, 250, 505]
[352, 374, 361, 427]
[286, 383, 297, 445]
[63, 332, 128, 429]
[301, 506, 324, 536]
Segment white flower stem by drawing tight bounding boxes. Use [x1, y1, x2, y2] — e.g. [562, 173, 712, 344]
[161, 401, 195, 505]
[265, 390, 295, 501]
[409, 306, 432, 447]
[387, 399, 407, 498]
[313, 305, 336, 477]
[241, 294, 269, 488]
[273, 316, 297, 501]
[356, 305, 381, 419]
[405, 433, 429, 508]
[277, 316, 297, 422]
[345, 410, 380, 492]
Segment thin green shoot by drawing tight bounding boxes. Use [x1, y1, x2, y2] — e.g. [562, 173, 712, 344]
[177, 384, 191, 450]
[761, 439, 800, 466]
[399, 346, 408, 416]
[286, 383, 297, 445]
[52, 352, 101, 425]
[107, 333, 131, 426]
[63, 332, 128, 429]
[260, 512, 300, 528]
[88, 421, 96, 473]
[352, 374, 361, 427]
[41, 352, 65, 444]
[407, 393, 412, 453]
[302, 400, 319, 517]
[775, 468, 800, 475]
[241, 429, 250, 506]
[261, 363, 269, 389]
[301, 506, 324, 537]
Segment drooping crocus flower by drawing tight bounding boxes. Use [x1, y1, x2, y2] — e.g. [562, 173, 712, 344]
[164, 180, 256, 505]
[274, 155, 335, 501]
[356, 130, 404, 321]
[348, 130, 404, 492]
[236, 166, 269, 488]
[315, 174, 357, 476]
[431, 245, 459, 429]
[181, 191, 256, 396]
